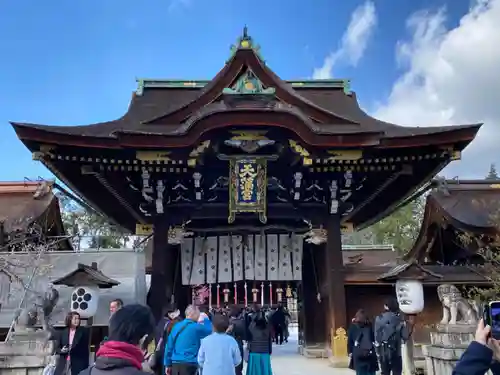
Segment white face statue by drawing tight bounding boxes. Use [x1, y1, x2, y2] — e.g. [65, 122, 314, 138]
[395, 280, 424, 315]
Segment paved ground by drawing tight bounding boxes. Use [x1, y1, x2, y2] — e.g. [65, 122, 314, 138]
[270, 328, 352, 375]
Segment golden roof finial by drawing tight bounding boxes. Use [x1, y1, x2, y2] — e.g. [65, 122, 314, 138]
[227, 26, 265, 63]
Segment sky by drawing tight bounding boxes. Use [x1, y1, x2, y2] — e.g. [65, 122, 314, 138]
[0, 0, 498, 181]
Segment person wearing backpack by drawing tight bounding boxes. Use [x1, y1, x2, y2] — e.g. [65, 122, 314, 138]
[374, 298, 410, 375]
[348, 309, 378, 375]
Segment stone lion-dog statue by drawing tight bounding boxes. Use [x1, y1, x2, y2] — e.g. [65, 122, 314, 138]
[437, 284, 479, 325]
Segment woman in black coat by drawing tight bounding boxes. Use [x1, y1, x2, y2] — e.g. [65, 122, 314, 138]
[54, 311, 90, 375]
[347, 309, 378, 375]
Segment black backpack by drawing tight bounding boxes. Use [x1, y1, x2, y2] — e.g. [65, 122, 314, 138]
[378, 317, 403, 361]
[353, 326, 374, 359]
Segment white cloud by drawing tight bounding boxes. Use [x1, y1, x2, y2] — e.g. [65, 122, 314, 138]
[313, 1, 377, 79]
[373, 0, 500, 179]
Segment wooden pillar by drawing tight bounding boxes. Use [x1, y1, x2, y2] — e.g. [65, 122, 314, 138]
[325, 214, 348, 364]
[301, 242, 328, 347]
[148, 220, 171, 322]
[173, 250, 190, 314]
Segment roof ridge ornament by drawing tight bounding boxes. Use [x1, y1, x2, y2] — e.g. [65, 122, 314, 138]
[228, 26, 265, 63]
[223, 70, 275, 95]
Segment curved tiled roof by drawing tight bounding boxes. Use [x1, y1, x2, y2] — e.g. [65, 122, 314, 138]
[10, 47, 481, 147]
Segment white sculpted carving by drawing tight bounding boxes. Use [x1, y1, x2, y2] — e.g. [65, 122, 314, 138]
[168, 226, 193, 245]
[304, 228, 327, 245]
[141, 167, 154, 202]
[329, 180, 338, 214]
[293, 172, 302, 201]
[437, 284, 478, 325]
[193, 172, 202, 200]
[340, 171, 353, 212]
[156, 180, 165, 214]
[396, 280, 424, 315]
[344, 170, 352, 188]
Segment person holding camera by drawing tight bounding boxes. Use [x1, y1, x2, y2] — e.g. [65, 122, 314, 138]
[453, 319, 500, 375]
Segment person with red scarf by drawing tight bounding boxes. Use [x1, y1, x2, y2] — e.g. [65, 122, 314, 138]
[79, 304, 156, 375]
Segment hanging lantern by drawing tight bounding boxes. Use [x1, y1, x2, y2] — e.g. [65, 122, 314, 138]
[71, 286, 99, 319]
[223, 286, 230, 304]
[276, 287, 284, 302]
[286, 285, 293, 298]
[396, 279, 424, 315]
[252, 286, 259, 303]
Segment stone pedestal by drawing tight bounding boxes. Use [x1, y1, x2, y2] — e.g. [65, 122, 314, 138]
[298, 343, 329, 358]
[0, 330, 54, 375]
[422, 324, 474, 375]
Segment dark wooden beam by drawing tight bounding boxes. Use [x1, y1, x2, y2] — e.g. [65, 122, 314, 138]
[357, 160, 448, 229]
[324, 213, 347, 358]
[344, 167, 409, 223]
[92, 172, 146, 224]
[148, 219, 174, 322]
[48, 159, 137, 231]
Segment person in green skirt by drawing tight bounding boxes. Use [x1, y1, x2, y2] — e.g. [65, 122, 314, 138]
[246, 312, 272, 375]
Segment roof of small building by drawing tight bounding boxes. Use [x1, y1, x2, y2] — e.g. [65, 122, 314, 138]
[0, 180, 64, 233]
[406, 179, 500, 263]
[52, 262, 120, 288]
[377, 261, 443, 281]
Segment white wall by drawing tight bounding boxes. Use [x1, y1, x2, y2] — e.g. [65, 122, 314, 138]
[0, 249, 147, 327]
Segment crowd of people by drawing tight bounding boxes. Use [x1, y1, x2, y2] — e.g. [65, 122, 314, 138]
[47, 300, 291, 375]
[46, 295, 500, 375]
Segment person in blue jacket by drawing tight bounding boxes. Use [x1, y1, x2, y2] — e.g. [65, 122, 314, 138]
[164, 304, 212, 375]
[453, 319, 500, 375]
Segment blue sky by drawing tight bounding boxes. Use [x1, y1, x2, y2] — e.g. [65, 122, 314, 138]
[0, 0, 486, 181]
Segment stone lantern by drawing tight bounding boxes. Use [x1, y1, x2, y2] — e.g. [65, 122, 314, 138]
[52, 262, 120, 321]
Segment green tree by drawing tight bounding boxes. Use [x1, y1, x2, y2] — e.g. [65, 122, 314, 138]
[342, 228, 375, 245]
[367, 196, 425, 254]
[486, 164, 499, 180]
[460, 196, 500, 302]
[57, 193, 130, 249]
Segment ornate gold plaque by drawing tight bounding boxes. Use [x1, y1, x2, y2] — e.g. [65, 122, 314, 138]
[228, 158, 267, 224]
